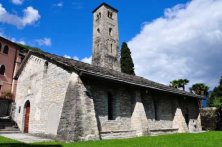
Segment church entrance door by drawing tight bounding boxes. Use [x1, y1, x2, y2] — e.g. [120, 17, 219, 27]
[24, 101, 30, 133]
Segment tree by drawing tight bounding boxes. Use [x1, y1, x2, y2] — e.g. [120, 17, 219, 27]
[170, 79, 189, 91]
[190, 83, 209, 96]
[178, 79, 189, 91]
[209, 77, 222, 107]
[170, 80, 179, 88]
[120, 42, 135, 75]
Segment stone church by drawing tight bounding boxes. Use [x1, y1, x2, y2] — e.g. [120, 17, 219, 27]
[14, 3, 202, 141]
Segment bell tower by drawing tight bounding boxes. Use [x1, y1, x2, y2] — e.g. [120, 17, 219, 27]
[92, 3, 120, 71]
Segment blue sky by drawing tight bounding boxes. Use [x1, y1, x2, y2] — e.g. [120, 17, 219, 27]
[1, 0, 189, 58]
[1, 0, 222, 90]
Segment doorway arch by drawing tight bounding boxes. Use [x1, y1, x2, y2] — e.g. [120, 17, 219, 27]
[24, 100, 30, 133]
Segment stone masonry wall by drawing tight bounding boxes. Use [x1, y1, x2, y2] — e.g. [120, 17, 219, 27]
[15, 55, 71, 135]
[89, 81, 133, 132]
[179, 98, 202, 132]
[142, 92, 177, 130]
[57, 74, 100, 141]
[200, 107, 217, 130]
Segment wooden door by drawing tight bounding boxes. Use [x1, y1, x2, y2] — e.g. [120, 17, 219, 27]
[24, 102, 30, 133]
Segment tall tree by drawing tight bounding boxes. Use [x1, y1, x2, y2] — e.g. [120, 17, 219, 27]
[190, 83, 209, 96]
[120, 42, 135, 75]
[209, 76, 222, 107]
[170, 79, 189, 91]
[170, 80, 179, 88]
[178, 79, 189, 91]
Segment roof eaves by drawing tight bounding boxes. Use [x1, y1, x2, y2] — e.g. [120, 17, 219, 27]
[79, 69, 204, 99]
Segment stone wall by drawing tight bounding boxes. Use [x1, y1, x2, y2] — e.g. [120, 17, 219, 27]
[15, 55, 71, 135]
[89, 80, 133, 132]
[142, 92, 176, 130]
[179, 98, 202, 132]
[200, 107, 217, 130]
[57, 74, 100, 141]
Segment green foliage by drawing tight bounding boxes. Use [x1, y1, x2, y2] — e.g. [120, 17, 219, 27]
[16, 43, 44, 53]
[190, 83, 209, 96]
[210, 97, 222, 108]
[1, 91, 13, 98]
[209, 77, 222, 107]
[120, 42, 135, 75]
[170, 79, 189, 91]
[170, 80, 179, 88]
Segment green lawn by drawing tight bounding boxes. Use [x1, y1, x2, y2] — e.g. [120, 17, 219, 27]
[0, 131, 222, 147]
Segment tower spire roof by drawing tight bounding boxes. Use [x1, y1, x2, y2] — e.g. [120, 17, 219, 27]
[92, 2, 118, 13]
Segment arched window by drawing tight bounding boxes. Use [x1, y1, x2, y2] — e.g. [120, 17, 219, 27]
[0, 43, 2, 52]
[0, 65, 5, 75]
[108, 92, 114, 120]
[97, 28, 100, 34]
[109, 28, 113, 36]
[107, 11, 113, 19]
[3, 45, 9, 54]
[97, 12, 101, 20]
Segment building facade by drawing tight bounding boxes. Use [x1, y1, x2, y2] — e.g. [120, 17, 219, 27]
[14, 3, 203, 141]
[0, 37, 23, 100]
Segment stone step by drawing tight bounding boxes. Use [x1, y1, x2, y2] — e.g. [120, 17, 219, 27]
[0, 130, 21, 134]
[149, 128, 179, 136]
[100, 130, 137, 140]
[0, 126, 20, 134]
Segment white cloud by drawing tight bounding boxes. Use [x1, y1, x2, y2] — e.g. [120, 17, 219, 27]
[35, 38, 52, 46]
[63, 55, 91, 64]
[64, 55, 71, 59]
[64, 55, 79, 60]
[0, 4, 40, 28]
[11, 0, 24, 5]
[128, 0, 222, 90]
[54, 2, 63, 7]
[82, 56, 92, 64]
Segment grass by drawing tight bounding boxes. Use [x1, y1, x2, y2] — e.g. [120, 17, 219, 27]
[0, 131, 222, 147]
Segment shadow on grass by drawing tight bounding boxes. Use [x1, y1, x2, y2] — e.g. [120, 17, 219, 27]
[0, 144, 62, 147]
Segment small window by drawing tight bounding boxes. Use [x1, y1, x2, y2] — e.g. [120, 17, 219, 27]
[154, 100, 158, 120]
[3, 45, 9, 54]
[97, 12, 101, 20]
[97, 28, 100, 34]
[44, 61, 48, 73]
[109, 28, 113, 36]
[107, 11, 113, 19]
[108, 93, 114, 120]
[18, 106, 21, 113]
[0, 65, 5, 75]
[110, 44, 113, 53]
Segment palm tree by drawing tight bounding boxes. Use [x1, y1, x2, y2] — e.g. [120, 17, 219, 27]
[170, 80, 179, 88]
[178, 79, 189, 91]
[190, 83, 209, 96]
[170, 79, 189, 91]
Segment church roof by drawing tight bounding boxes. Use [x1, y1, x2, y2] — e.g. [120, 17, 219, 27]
[15, 51, 203, 99]
[92, 2, 118, 13]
